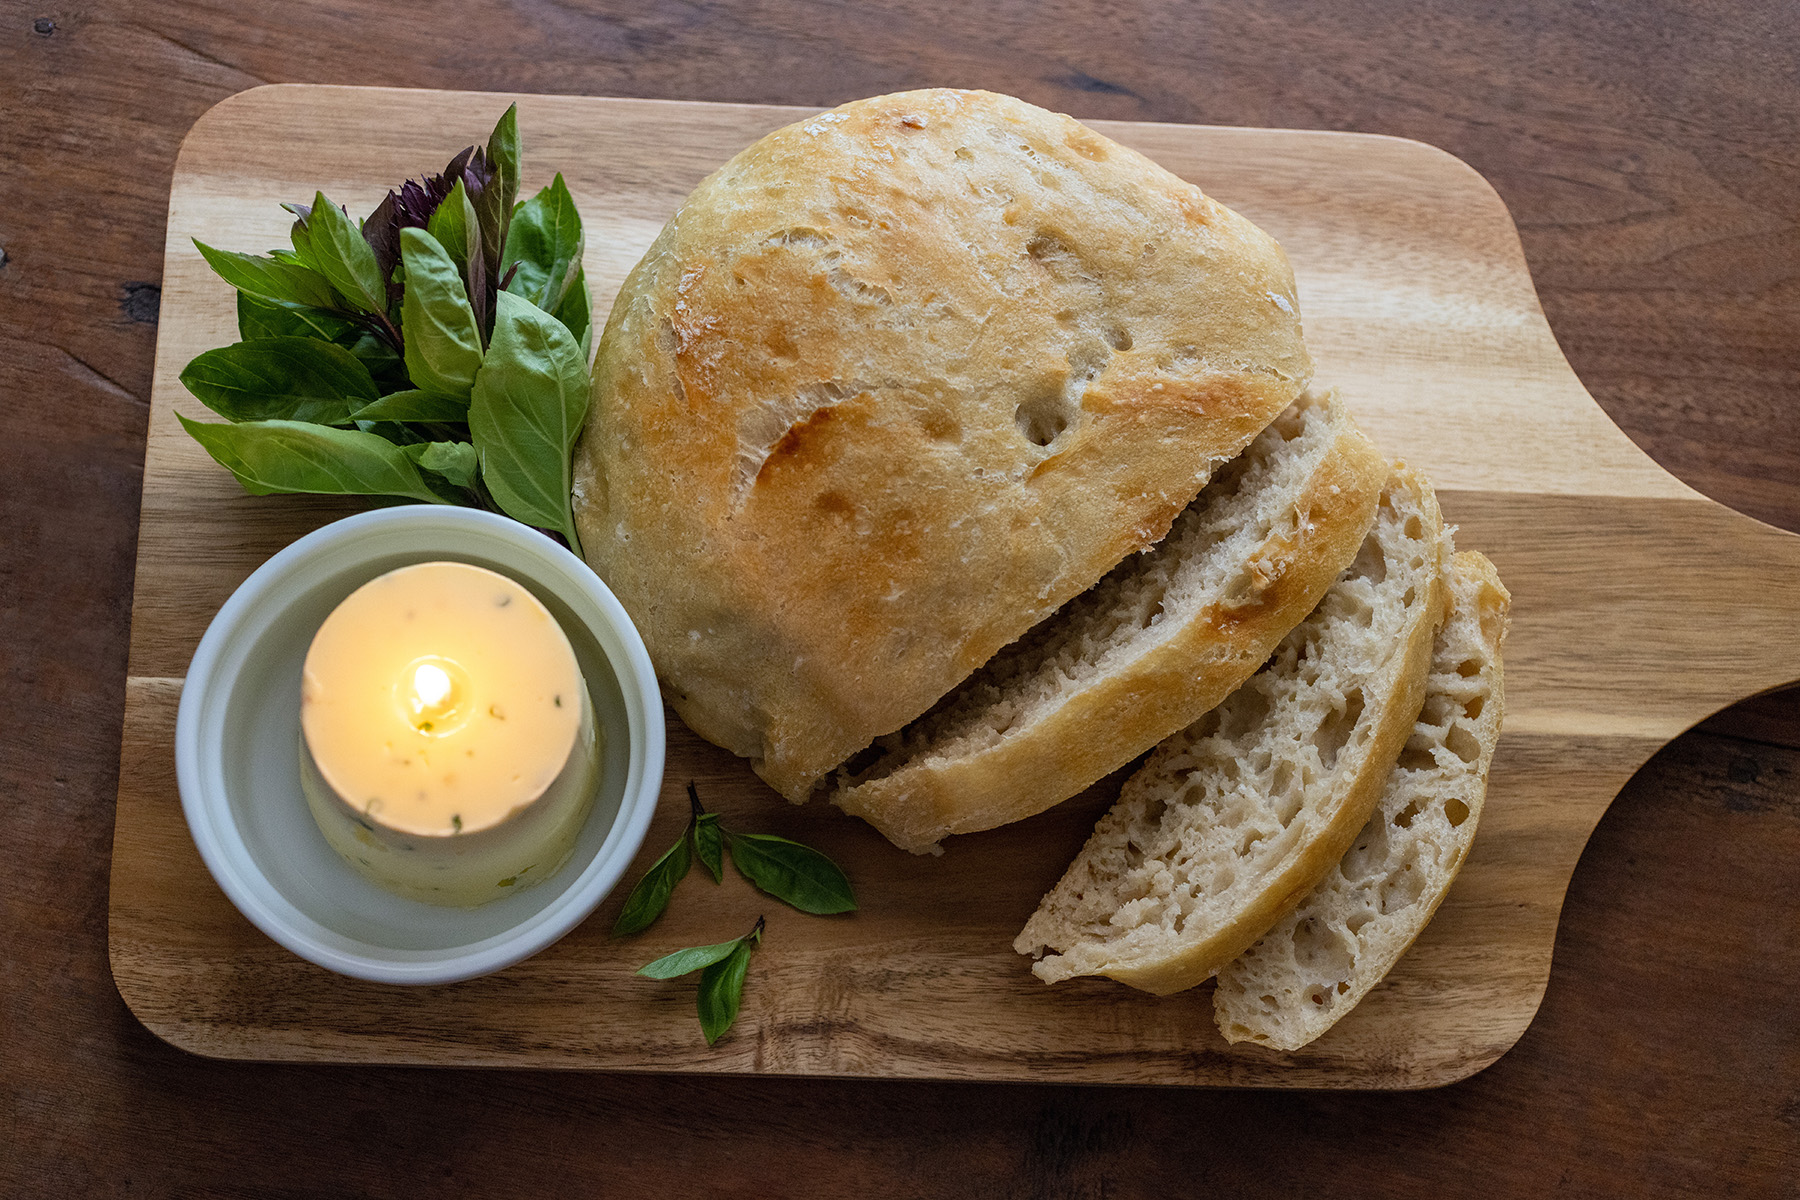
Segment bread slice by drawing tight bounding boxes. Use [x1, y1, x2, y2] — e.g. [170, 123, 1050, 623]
[830, 388, 1385, 853]
[1014, 465, 1448, 995]
[1213, 550, 1510, 1049]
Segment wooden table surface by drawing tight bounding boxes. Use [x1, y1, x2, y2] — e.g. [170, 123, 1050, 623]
[3, 2, 1795, 1195]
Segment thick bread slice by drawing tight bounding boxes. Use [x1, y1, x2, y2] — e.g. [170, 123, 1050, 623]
[1014, 466, 1448, 995]
[831, 387, 1385, 853]
[572, 89, 1314, 802]
[1214, 550, 1511, 1049]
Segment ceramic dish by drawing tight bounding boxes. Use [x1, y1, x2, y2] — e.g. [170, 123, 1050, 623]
[175, 505, 665, 984]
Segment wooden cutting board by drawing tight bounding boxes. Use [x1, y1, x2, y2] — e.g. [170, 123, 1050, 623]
[110, 85, 1800, 1088]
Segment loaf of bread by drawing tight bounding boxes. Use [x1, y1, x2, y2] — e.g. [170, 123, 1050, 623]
[572, 89, 1314, 801]
[831, 387, 1385, 853]
[1213, 550, 1510, 1049]
[1015, 466, 1448, 995]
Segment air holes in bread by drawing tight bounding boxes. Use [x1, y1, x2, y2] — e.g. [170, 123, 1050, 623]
[1315, 688, 1364, 771]
[1446, 725, 1481, 764]
[1396, 742, 1436, 771]
[1015, 387, 1075, 447]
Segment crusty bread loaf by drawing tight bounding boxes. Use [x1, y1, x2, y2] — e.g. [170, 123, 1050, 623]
[572, 89, 1314, 801]
[1214, 550, 1510, 1049]
[1015, 465, 1448, 995]
[830, 387, 1385, 853]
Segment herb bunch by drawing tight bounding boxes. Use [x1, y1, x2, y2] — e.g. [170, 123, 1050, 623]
[178, 105, 592, 554]
[618, 784, 857, 1044]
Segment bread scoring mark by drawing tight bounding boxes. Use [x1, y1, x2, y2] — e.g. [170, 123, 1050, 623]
[769, 227, 831, 249]
[732, 379, 871, 501]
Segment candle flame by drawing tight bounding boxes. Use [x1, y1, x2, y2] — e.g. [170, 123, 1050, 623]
[413, 663, 453, 709]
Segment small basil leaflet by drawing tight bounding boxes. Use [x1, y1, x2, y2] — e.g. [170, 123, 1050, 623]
[697, 930, 759, 1046]
[693, 810, 725, 884]
[636, 932, 746, 980]
[727, 833, 857, 916]
[405, 440, 479, 488]
[637, 916, 765, 1046]
[180, 105, 596, 549]
[612, 822, 694, 937]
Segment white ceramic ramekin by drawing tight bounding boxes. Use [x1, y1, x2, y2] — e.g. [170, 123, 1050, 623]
[175, 505, 664, 984]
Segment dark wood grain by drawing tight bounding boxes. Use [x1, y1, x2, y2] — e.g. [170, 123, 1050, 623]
[3, 1, 1796, 1195]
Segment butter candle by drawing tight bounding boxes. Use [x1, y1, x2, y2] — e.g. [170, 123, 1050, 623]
[299, 560, 600, 906]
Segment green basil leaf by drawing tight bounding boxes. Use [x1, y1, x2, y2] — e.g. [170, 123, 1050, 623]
[427, 180, 488, 334]
[550, 265, 591, 360]
[195, 241, 341, 310]
[503, 174, 583, 313]
[268, 248, 309, 268]
[350, 389, 469, 423]
[726, 833, 857, 915]
[179, 337, 377, 424]
[178, 414, 449, 503]
[612, 830, 693, 937]
[236, 293, 360, 343]
[306, 190, 389, 315]
[693, 812, 724, 885]
[406, 440, 478, 487]
[400, 227, 484, 398]
[487, 104, 520, 229]
[697, 937, 755, 1045]
[636, 935, 741, 981]
[468, 291, 589, 550]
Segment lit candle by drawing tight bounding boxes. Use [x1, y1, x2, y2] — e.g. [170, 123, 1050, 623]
[299, 561, 600, 906]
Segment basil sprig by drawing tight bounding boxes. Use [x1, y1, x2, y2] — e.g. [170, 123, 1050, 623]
[179, 105, 592, 553]
[638, 916, 765, 1046]
[612, 784, 857, 935]
[616, 784, 855, 1045]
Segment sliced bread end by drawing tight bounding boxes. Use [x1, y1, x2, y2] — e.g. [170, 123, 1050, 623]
[1213, 550, 1511, 1049]
[1015, 464, 1449, 996]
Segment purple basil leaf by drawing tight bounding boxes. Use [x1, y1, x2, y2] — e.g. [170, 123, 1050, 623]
[362, 191, 402, 307]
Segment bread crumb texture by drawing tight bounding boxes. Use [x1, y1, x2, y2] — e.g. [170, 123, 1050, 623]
[573, 89, 1313, 799]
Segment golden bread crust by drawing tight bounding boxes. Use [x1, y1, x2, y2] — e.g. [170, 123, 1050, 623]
[573, 89, 1313, 798]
